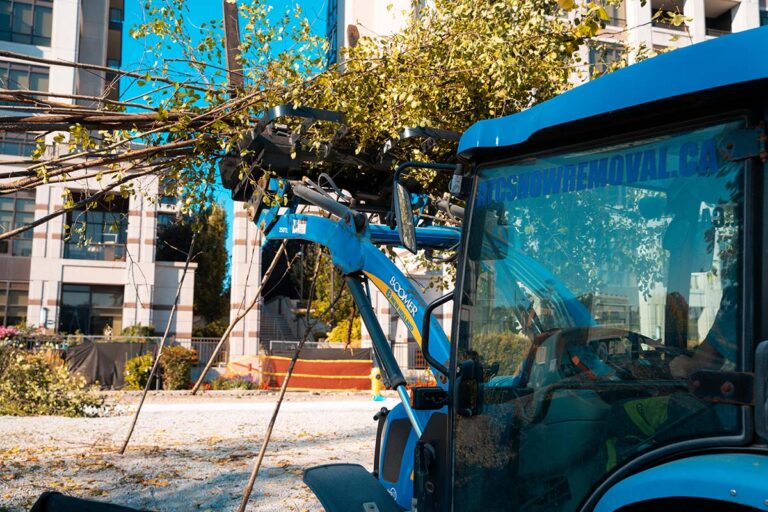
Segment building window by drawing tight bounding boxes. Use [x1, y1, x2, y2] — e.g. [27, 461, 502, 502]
[605, 2, 626, 27]
[156, 212, 176, 231]
[0, 281, 28, 326]
[588, 44, 623, 78]
[64, 195, 129, 261]
[325, 0, 338, 67]
[0, 192, 34, 257]
[156, 212, 193, 262]
[107, 58, 121, 69]
[158, 177, 178, 206]
[760, 10, 768, 26]
[108, 7, 123, 29]
[0, 0, 53, 46]
[0, 131, 39, 157]
[705, 10, 732, 37]
[0, 60, 49, 92]
[59, 284, 124, 334]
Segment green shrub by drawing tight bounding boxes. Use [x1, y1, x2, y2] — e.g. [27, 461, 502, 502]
[121, 324, 155, 337]
[0, 345, 101, 416]
[119, 324, 155, 342]
[470, 330, 530, 376]
[210, 376, 254, 390]
[326, 317, 362, 347]
[192, 318, 228, 338]
[124, 353, 154, 390]
[159, 345, 197, 390]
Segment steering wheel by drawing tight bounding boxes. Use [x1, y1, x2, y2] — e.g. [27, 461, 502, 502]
[547, 327, 691, 383]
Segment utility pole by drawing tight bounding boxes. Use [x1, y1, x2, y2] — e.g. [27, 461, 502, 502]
[222, 0, 244, 95]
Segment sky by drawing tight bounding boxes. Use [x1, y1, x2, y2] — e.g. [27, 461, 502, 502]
[120, 0, 328, 260]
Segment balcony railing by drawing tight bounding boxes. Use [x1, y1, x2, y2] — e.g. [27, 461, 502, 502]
[652, 20, 687, 32]
[705, 27, 731, 37]
[63, 243, 126, 261]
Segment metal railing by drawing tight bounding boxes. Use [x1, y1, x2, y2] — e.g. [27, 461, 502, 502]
[392, 342, 428, 370]
[176, 337, 228, 367]
[12, 334, 159, 350]
[705, 27, 730, 37]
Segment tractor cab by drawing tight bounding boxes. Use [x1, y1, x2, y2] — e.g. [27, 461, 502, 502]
[443, 26, 768, 512]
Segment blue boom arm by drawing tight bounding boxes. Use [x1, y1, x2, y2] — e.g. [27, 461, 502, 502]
[250, 178, 458, 451]
[261, 207, 456, 376]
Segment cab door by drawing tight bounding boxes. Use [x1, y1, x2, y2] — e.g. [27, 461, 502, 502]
[450, 118, 758, 512]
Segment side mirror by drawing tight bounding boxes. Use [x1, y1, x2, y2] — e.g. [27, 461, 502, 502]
[393, 181, 418, 254]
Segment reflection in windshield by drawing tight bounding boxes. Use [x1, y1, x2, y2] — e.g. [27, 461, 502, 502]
[455, 120, 745, 512]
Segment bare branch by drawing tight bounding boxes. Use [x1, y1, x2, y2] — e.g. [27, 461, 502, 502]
[0, 50, 213, 93]
[0, 138, 196, 191]
[0, 88, 158, 111]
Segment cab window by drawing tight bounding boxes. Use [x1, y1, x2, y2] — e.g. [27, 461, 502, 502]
[455, 120, 747, 512]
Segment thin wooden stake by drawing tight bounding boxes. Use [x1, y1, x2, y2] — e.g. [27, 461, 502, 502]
[118, 230, 198, 455]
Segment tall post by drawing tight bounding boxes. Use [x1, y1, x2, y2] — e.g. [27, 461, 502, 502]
[222, 0, 244, 95]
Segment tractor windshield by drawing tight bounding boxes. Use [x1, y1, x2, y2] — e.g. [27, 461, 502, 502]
[454, 120, 746, 512]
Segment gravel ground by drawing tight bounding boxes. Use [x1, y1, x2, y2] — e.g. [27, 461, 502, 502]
[0, 391, 399, 512]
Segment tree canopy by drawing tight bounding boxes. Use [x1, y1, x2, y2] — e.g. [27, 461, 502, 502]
[0, 0, 635, 241]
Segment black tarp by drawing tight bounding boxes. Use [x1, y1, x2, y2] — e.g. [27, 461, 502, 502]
[66, 341, 156, 390]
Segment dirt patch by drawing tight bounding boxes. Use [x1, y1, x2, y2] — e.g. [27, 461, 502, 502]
[0, 391, 398, 511]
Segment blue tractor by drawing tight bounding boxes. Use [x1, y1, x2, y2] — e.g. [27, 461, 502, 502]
[221, 26, 768, 512]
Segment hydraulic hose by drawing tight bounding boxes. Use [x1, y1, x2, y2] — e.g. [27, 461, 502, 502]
[435, 198, 465, 220]
[292, 181, 366, 232]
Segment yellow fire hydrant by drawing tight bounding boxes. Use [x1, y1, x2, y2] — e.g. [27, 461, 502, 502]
[370, 367, 385, 401]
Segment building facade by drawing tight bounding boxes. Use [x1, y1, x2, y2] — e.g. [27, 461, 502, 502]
[327, 0, 768, 74]
[582, 0, 766, 76]
[0, 0, 196, 338]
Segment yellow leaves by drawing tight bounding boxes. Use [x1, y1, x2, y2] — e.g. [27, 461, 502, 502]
[575, 19, 600, 38]
[141, 477, 170, 487]
[651, 8, 690, 27]
[1, 445, 21, 458]
[557, 0, 576, 11]
[669, 13, 691, 26]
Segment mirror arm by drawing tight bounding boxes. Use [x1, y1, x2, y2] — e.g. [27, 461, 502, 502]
[421, 290, 454, 377]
